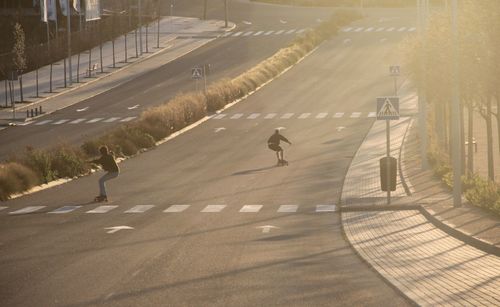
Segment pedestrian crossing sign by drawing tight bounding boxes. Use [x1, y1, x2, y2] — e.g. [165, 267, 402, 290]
[377, 97, 400, 120]
[191, 66, 203, 79]
[389, 65, 400, 76]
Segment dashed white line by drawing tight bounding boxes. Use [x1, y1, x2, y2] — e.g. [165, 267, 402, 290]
[285, 29, 296, 34]
[278, 205, 298, 213]
[253, 31, 264, 36]
[53, 119, 70, 125]
[365, 27, 374, 32]
[264, 113, 277, 119]
[222, 32, 232, 37]
[296, 29, 306, 34]
[0, 206, 8, 211]
[398, 27, 407, 32]
[368, 112, 376, 118]
[354, 27, 364, 32]
[280, 113, 294, 119]
[264, 30, 274, 35]
[275, 30, 285, 35]
[316, 113, 328, 119]
[298, 113, 311, 119]
[201, 205, 226, 213]
[163, 205, 190, 213]
[230, 113, 244, 119]
[316, 205, 336, 212]
[408, 27, 417, 32]
[69, 118, 86, 124]
[350, 112, 361, 118]
[386, 27, 395, 32]
[376, 27, 385, 32]
[86, 205, 118, 214]
[125, 205, 155, 213]
[86, 118, 104, 123]
[49, 206, 81, 214]
[9, 206, 46, 215]
[213, 114, 226, 119]
[240, 205, 263, 213]
[243, 31, 254, 36]
[334, 112, 344, 118]
[120, 116, 137, 122]
[233, 32, 243, 37]
[247, 113, 261, 119]
[35, 120, 52, 125]
[103, 117, 121, 123]
[342, 27, 353, 32]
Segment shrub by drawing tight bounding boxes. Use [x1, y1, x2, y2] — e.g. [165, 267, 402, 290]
[49, 143, 91, 178]
[18, 146, 56, 183]
[0, 162, 39, 200]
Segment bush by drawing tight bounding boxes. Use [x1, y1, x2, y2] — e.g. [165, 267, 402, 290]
[49, 144, 91, 178]
[0, 162, 40, 200]
[18, 146, 56, 183]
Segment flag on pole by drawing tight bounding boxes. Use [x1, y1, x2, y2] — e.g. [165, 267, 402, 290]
[59, 0, 69, 16]
[40, 0, 48, 22]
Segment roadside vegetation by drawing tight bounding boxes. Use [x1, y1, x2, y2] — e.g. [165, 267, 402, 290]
[251, 0, 419, 7]
[403, 1, 500, 215]
[0, 10, 360, 201]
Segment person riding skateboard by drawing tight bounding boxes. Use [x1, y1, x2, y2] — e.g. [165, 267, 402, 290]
[268, 129, 292, 165]
[90, 145, 120, 202]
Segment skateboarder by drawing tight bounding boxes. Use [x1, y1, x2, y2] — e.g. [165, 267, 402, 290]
[90, 145, 119, 202]
[268, 129, 292, 165]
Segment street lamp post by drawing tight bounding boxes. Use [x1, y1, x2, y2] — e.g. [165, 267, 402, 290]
[451, 0, 462, 207]
[417, 0, 429, 171]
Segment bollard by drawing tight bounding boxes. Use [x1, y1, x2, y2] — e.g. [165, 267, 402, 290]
[35, 108, 38, 116]
[39, 105, 42, 114]
[27, 110, 29, 118]
[31, 109, 34, 117]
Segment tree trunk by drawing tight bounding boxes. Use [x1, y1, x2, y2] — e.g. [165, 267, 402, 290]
[19, 74, 23, 102]
[496, 94, 500, 153]
[460, 100, 466, 175]
[486, 96, 494, 180]
[467, 102, 474, 175]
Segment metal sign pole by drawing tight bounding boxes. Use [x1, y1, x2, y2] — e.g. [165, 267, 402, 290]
[386, 119, 391, 204]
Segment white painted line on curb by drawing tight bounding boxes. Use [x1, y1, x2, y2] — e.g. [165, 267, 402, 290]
[316, 205, 336, 212]
[125, 205, 155, 213]
[278, 205, 298, 213]
[86, 118, 104, 123]
[201, 205, 226, 213]
[49, 206, 81, 214]
[9, 206, 46, 215]
[86, 205, 118, 214]
[163, 205, 190, 213]
[69, 118, 86, 124]
[240, 205, 263, 213]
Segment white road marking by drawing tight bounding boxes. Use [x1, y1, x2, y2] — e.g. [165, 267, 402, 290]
[230, 113, 244, 119]
[240, 205, 263, 213]
[298, 113, 311, 119]
[53, 119, 70, 125]
[242, 20, 252, 25]
[76, 107, 89, 112]
[280, 19, 287, 24]
[408, 27, 417, 32]
[264, 30, 274, 35]
[316, 205, 336, 212]
[350, 112, 361, 118]
[334, 112, 344, 118]
[86, 118, 104, 123]
[127, 104, 140, 110]
[247, 113, 261, 119]
[125, 205, 155, 213]
[343, 38, 352, 44]
[398, 27, 407, 32]
[164, 205, 190, 213]
[380, 38, 388, 43]
[354, 27, 364, 32]
[0, 206, 7, 211]
[296, 29, 306, 34]
[35, 120, 52, 125]
[213, 114, 226, 119]
[243, 31, 254, 36]
[368, 112, 376, 118]
[257, 225, 279, 233]
[105, 226, 134, 234]
[49, 206, 81, 214]
[342, 27, 353, 32]
[386, 27, 395, 32]
[214, 127, 226, 133]
[278, 205, 298, 213]
[222, 32, 232, 37]
[336, 126, 346, 132]
[86, 205, 118, 214]
[233, 31, 243, 37]
[275, 126, 286, 131]
[201, 205, 226, 213]
[285, 29, 296, 34]
[275, 30, 285, 35]
[103, 117, 121, 123]
[376, 27, 385, 32]
[264, 113, 277, 119]
[9, 206, 46, 215]
[18, 121, 36, 126]
[316, 113, 328, 119]
[69, 118, 86, 124]
[280, 113, 294, 119]
[120, 116, 137, 122]
[365, 27, 374, 32]
[253, 31, 264, 36]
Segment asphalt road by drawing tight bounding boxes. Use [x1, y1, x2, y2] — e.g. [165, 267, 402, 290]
[0, 0, 333, 160]
[0, 3, 419, 306]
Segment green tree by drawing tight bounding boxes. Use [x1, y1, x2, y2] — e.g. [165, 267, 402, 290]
[12, 22, 27, 102]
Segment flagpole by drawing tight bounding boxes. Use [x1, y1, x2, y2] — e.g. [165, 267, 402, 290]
[67, 0, 72, 85]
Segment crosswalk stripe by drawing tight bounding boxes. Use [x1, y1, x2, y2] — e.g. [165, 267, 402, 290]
[53, 119, 70, 125]
[125, 205, 155, 213]
[233, 31, 243, 36]
[18, 121, 36, 126]
[201, 205, 226, 213]
[281, 113, 294, 119]
[316, 113, 328, 119]
[296, 29, 306, 34]
[0, 206, 7, 211]
[342, 27, 353, 32]
[350, 112, 361, 118]
[164, 205, 190, 213]
[86, 118, 104, 123]
[376, 27, 385, 32]
[86, 205, 118, 214]
[386, 27, 395, 32]
[398, 27, 407, 32]
[316, 205, 336, 212]
[253, 31, 264, 36]
[103, 117, 121, 123]
[365, 27, 374, 32]
[222, 32, 232, 37]
[213, 114, 226, 119]
[368, 112, 376, 118]
[278, 205, 298, 213]
[298, 113, 311, 119]
[243, 31, 253, 36]
[285, 29, 296, 34]
[240, 205, 263, 213]
[354, 27, 364, 32]
[264, 113, 277, 119]
[264, 30, 274, 35]
[120, 116, 137, 122]
[49, 206, 81, 214]
[334, 112, 344, 118]
[247, 113, 261, 119]
[275, 30, 285, 35]
[9, 206, 46, 215]
[69, 118, 86, 124]
[408, 27, 416, 32]
[230, 113, 243, 119]
[35, 120, 52, 125]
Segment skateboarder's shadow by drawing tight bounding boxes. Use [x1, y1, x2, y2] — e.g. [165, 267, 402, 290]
[232, 166, 275, 176]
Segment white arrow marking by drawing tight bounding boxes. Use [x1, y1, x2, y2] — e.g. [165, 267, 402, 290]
[105, 226, 134, 234]
[257, 225, 279, 233]
[76, 107, 89, 112]
[215, 127, 226, 133]
[336, 126, 346, 132]
[128, 104, 140, 110]
[242, 20, 252, 25]
[280, 19, 287, 24]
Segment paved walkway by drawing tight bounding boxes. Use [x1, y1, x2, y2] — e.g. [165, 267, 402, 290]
[1, 16, 232, 124]
[340, 81, 500, 306]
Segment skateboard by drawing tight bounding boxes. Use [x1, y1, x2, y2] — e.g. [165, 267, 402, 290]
[94, 195, 109, 203]
[277, 159, 289, 166]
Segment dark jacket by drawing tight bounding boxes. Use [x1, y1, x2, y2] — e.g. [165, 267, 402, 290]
[268, 133, 290, 145]
[91, 153, 119, 173]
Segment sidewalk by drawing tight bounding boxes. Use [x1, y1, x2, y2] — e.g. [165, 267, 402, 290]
[0, 16, 233, 125]
[340, 82, 500, 306]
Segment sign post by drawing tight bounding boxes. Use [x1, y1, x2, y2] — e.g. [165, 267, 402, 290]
[191, 66, 203, 91]
[377, 96, 400, 204]
[389, 65, 400, 96]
